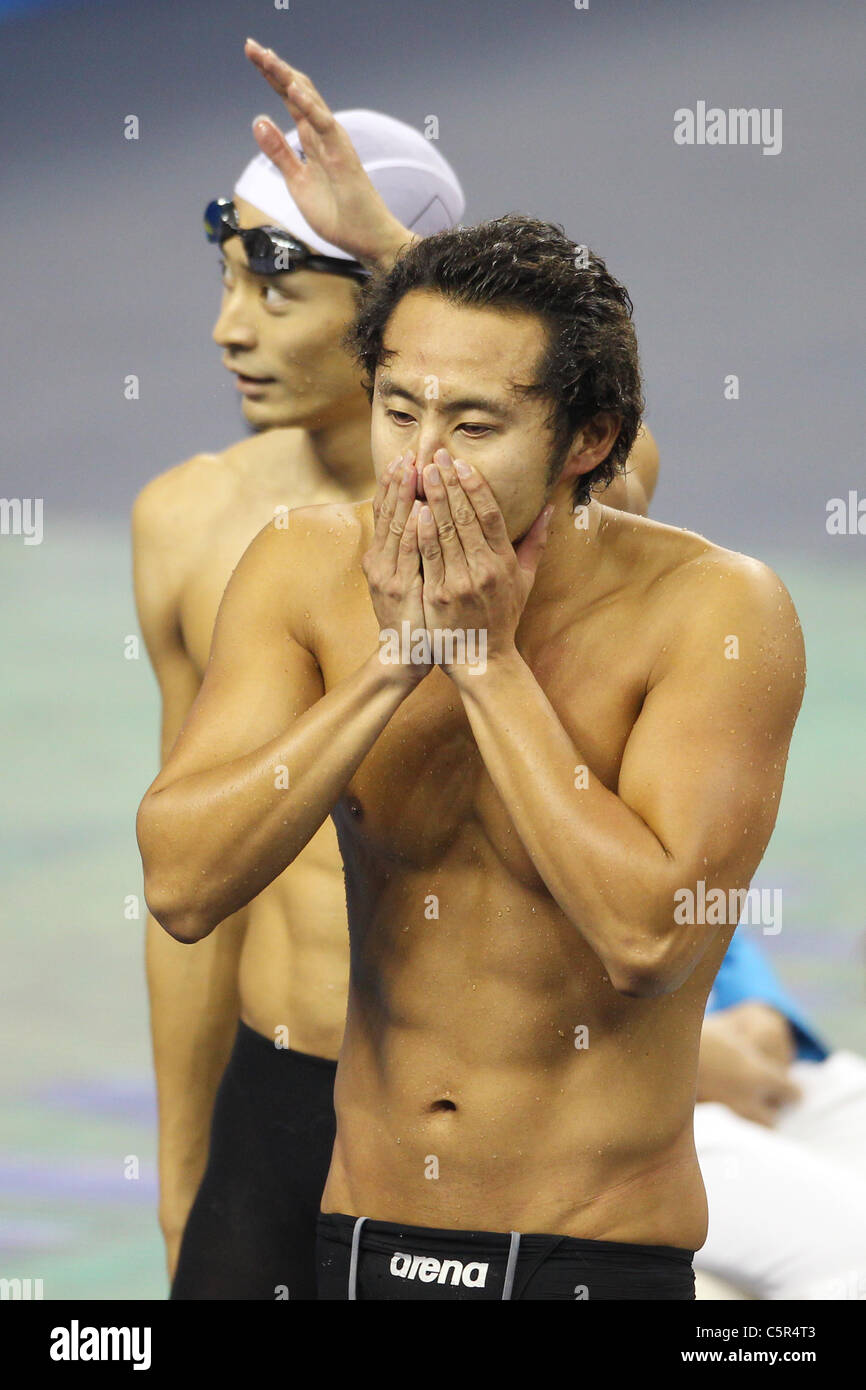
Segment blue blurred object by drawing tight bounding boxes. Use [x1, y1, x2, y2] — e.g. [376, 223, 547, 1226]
[707, 927, 830, 1062]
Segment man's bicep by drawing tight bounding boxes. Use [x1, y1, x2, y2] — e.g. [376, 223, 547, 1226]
[617, 563, 805, 886]
[150, 526, 323, 791]
[132, 479, 204, 761]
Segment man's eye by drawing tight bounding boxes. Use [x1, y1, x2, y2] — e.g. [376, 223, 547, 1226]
[458, 423, 492, 436]
[387, 410, 415, 424]
[219, 260, 234, 288]
[263, 284, 293, 305]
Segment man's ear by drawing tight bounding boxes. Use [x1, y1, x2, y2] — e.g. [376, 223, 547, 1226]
[558, 413, 622, 486]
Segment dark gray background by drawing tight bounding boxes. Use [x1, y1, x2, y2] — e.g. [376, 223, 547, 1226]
[1, 0, 863, 554]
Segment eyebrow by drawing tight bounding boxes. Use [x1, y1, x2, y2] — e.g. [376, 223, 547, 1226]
[377, 374, 514, 420]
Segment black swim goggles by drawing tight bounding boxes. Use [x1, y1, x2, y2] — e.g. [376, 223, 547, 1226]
[204, 197, 370, 282]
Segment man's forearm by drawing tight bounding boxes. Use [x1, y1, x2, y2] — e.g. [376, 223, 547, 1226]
[365, 226, 419, 273]
[456, 651, 699, 996]
[139, 652, 410, 941]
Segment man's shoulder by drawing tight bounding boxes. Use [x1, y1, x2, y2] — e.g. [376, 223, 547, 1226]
[661, 526, 798, 633]
[614, 511, 797, 618]
[132, 453, 235, 615]
[241, 497, 372, 582]
[133, 429, 306, 520]
[223, 500, 372, 650]
[621, 515, 805, 692]
[132, 449, 230, 544]
[287, 497, 371, 543]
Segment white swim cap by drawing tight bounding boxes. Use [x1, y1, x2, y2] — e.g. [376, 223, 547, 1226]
[234, 109, 466, 261]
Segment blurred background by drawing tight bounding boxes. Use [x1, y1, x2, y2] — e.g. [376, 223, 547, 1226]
[1, 0, 863, 1298]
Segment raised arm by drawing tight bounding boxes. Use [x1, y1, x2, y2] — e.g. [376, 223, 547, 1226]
[243, 38, 415, 270]
[132, 471, 249, 1279]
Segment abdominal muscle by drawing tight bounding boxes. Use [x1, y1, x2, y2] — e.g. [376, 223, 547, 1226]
[321, 877, 710, 1251]
[236, 824, 710, 1249]
[237, 817, 350, 1061]
[326, 1023, 708, 1249]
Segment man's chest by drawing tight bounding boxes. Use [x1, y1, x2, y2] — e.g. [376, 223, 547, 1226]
[318, 595, 655, 877]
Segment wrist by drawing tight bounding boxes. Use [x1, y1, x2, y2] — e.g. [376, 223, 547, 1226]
[448, 642, 524, 693]
[362, 218, 416, 272]
[366, 644, 429, 692]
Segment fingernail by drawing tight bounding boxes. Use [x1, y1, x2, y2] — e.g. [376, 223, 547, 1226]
[410, 500, 421, 516]
[544, 504, 555, 522]
[427, 464, 440, 484]
[420, 505, 433, 523]
[434, 448, 451, 466]
[454, 459, 471, 477]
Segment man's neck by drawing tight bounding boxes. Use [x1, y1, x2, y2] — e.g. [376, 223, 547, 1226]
[522, 490, 612, 622]
[304, 408, 376, 501]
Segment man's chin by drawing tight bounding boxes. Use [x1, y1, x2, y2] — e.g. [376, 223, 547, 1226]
[241, 399, 292, 431]
[508, 510, 548, 547]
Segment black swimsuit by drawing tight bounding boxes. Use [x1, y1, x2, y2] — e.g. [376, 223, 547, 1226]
[317, 1212, 695, 1301]
[171, 1021, 337, 1300]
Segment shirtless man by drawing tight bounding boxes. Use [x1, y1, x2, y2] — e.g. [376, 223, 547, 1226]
[137, 44, 657, 1300]
[133, 43, 465, 1298]
[137, 210, 804, 1300]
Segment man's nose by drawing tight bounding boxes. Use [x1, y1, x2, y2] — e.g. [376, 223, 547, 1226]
[412, 431, 450, 478]
[212, 291, 257, 351]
